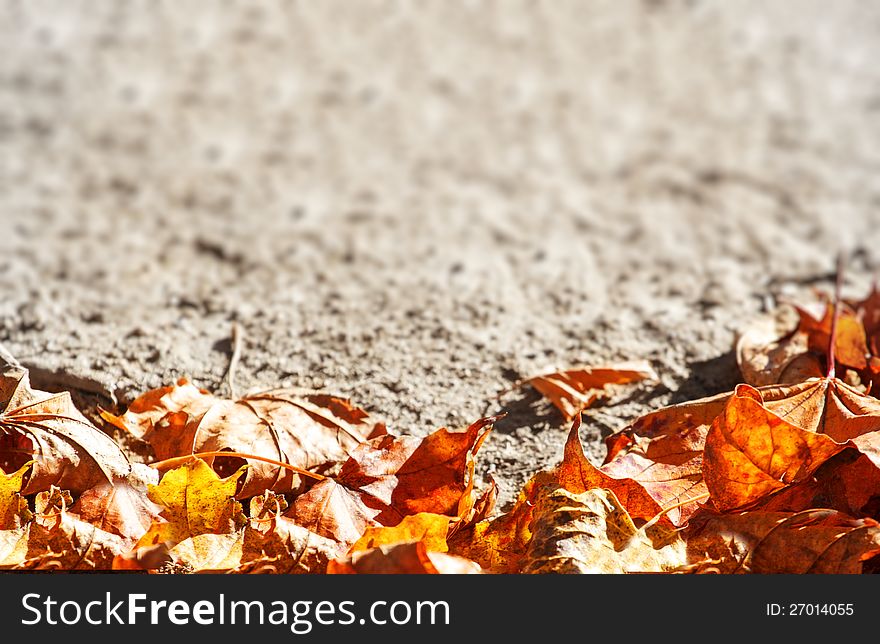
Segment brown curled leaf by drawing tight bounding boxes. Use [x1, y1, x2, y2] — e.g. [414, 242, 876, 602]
[527, 361, 657, 422]
[1, 368, 131, 495]
[103, 379, 381, 497]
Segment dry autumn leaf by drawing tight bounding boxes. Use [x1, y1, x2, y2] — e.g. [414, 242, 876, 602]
[349, 512, 453, 554]
[0, 462, 33, 529]
[70, 475, 161, 542]
[600, 368, 880, 519]
[2, 486, 127, 570]
[703, 384, 844, 511]
[527, 361, 657, 421]
[0, 368, 131, 494]
[102, 379, 383, 497]
[737, 287, 880, 395]
[735, 305, 820, 386]
[683, 509, 880, 573]
[328, 541, 482, 574]
[337, 416, 495, 525]
[136, 458, 247, 549]
[757, 450, 880, 517]
[286, 417, 496, 550]
[562, 414, 705, 526]
[523, 485, 686, 574]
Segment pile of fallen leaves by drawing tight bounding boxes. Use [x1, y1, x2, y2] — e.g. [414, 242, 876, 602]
[2, 285, 880, 573]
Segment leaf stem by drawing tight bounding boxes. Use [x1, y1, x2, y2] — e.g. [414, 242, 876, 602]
[827, 253, 846, 379]
[149, 451, 326, 481]
[225, 322, 243, 400]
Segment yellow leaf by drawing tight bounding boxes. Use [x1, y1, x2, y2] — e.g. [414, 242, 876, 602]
[138, 459, 247, 548]
[0, 462, 33, 529]
[349, 513, 452, 554]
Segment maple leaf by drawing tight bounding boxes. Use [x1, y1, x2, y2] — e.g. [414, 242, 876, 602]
[337, 416, 495, 524]
[703, 384, 844, 511]
[328, 541, 482, 574]
[601, 373, 880, 519]
[70, 471, 161, 542]
[286, 478, 381, 548]
[736, 286, 880, 395]
[527, 361, 656, 421]
[0, 462, 33, 529]
[102, 379, 382, 497]
[562, 413, 709, 526]
[0, 368, 131, 494]
[693, 376, 880, 514]
[757, 449, 880, 517]
[137, 458, 247, 549]
[683, 509, 880, 573]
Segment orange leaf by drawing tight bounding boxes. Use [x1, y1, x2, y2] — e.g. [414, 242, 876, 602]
[328, 541, 481, 574]
[565, 413, 708, 526]
[349, 513, 452, 554]
[684, 509, 880, 573]
[70, 474, 161, 543]
[527, 362, 656, 421]
[286, 478, 380, 548]
[703, 384, 843, 511]
[104, 379, 382, 497]
[338, 416, 495, 524]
